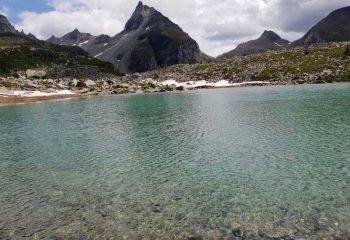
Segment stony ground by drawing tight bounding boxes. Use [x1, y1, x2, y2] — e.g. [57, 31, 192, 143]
[1, 42, 350, 96]
[134, 42, 350, 85]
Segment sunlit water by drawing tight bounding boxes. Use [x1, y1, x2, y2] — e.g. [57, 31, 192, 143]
[0, 84, 349, 240]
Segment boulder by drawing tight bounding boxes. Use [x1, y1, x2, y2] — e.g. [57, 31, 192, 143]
[176, 86, 185, 91]
[85, 80, 96, 87]
[97, 80, 109, 90]
[145, 78, 157, 88]
[121, 83, 130, 88]
[23, 80, 42, 90]
[69, 79, 79, 87]
[74, 88, 90, 94]
[165, 84, 177, 91]
[26, 69, 47, 79]
[12, 72, 22, 78]
[76, 80, 96, 88]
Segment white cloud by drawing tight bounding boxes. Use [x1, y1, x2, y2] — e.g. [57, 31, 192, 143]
[0, 6, 10, 16]
[14, 0, 350, 56]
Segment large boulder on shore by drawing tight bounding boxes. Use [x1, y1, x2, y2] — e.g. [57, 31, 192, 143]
[76, 79, 96, 88]
[25, 69, 47, 79]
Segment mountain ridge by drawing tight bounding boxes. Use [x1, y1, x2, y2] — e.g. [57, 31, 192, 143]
[218, 30, 290, 59]
[0, 15, 17, 33]
[292, 6, 350, 46]
[47, 1, 211, 73]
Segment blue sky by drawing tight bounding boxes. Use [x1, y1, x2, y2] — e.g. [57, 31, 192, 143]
[1, 0, 52, 23]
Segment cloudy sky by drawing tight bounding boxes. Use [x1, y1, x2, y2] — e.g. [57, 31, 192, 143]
[1, 0, 349, 56]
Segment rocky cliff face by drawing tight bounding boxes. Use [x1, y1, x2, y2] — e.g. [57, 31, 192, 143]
[0, 15, 17, 33]
[48, 1, 211, 73]
[47, 29, 95, 46]
[292, 6, 350, 46]
[0, 15, 41, 42]
[218, 30, 290, 59]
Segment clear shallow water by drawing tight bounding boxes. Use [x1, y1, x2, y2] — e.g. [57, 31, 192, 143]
[0, 84, 349, 240]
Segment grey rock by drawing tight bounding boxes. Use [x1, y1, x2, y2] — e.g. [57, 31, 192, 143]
[69, 79, 79, 87]
[84, 80, 96, 87]
[165, 84, 177, 91]
[0, 15, 17, 33]
[25, 69, 47, 79]
[74, 88, 89, 94]
[23, 80, 42, 89]
[75, 79, 96, 88]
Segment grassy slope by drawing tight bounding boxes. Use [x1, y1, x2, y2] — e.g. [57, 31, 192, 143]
[191, 45, 350, 82]
[0, 33, 119, 76]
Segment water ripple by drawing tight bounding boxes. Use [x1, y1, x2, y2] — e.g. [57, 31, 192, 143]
[0, 84, 349, 239]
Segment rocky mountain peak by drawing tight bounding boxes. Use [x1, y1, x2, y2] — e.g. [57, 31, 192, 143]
[292, 6, 350, 46]
[329, 6, 350, 17]
[45, 1, 210, 73]
[124, 1, 155, 31]
[69, 28, 82, 39]
[136, 1, 144, 10]
[46, 28, 94, 46]
[218, 30, 290, 59]
[0, 15, 17, 33]
[260, 30, 282, 42]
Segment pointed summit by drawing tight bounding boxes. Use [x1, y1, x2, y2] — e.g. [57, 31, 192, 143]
[218, 30, 290, 59]
[136, 1, 144, 9]
[47, 35, 58, 42]
[47, 29, 94, 45]
[260, 30, 281, 42]
[124, 1, 154, 31]
[0, 15, 17, 33]
[46, 2, 211, 73]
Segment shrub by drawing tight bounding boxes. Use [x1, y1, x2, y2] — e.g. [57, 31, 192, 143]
[344, 44, 350, 56]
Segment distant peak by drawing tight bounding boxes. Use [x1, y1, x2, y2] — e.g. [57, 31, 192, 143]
[124, 1, 154, 31]
[0, 14, 17, 33]
[72, 28, 80, 33]
[137, 1, 144, 9]
[260, 30, 281, 41]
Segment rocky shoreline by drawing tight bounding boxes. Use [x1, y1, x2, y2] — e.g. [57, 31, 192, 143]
[1, 42, 349, 106]
[0, 75, 345, 107]
[0, 71, 276, 104]
[0, 93, 94, 106]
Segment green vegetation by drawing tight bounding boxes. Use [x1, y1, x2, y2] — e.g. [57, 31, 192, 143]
[0, 34, 120, 76]
[0, 79, 19, 89]
[344, 44, 350, 56]
[152, 44, 350, 84]
[222, 47, 345, 80]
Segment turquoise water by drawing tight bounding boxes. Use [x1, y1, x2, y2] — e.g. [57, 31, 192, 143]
[0, 84, 349, 240]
